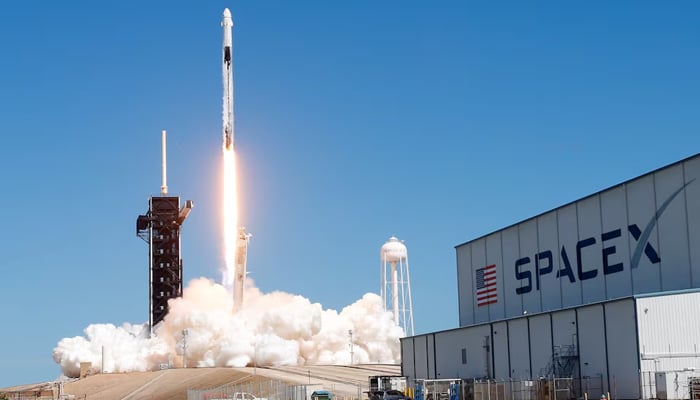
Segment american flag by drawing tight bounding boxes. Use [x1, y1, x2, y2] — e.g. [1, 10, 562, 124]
[476, 264, 497, 307]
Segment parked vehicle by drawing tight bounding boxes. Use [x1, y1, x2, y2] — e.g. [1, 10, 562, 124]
[204, 392, 268, 400]
[233, 393, 267, 400]
[311, 390, 334, 400]
[366, 389, 412, 400]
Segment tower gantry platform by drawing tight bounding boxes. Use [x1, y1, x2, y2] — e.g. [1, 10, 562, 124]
[136, 130, 193, 334]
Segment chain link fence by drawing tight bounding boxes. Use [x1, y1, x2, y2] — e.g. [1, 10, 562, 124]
[415, 376, 607, 400]
[187, 379, 308, 400]
[0, 394, 55, 400]
[413, 373, 700, 400]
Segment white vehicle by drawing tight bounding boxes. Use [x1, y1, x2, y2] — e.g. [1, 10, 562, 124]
[233, 393, 267, 400]
[205, 392, 268, 400]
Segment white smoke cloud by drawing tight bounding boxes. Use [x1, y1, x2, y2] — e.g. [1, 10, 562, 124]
[52, 323, 169, 377]
[53, 278, 404, 377]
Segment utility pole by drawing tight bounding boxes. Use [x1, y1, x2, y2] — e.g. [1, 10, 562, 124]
[254, 340, 257, 375]
[182, 329, 188, 368]
[348, 330, 354, 365]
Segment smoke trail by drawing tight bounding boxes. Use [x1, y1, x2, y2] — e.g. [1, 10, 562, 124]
[53, 279, 404, 376]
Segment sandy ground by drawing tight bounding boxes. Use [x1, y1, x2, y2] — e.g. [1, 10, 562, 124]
[1, 364, 401, 400]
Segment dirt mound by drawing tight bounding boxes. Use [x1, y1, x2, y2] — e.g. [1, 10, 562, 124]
[58, 365, 401, 400]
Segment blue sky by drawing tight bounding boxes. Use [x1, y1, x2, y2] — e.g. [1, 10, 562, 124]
[1, 0, 699, 387]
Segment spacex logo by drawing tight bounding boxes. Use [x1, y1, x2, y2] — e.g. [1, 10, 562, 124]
[514, 180, 694, 295]
[629, 179, 694, 269]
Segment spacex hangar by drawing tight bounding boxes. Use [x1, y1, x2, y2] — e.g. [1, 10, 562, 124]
[401, 153, 700, 400]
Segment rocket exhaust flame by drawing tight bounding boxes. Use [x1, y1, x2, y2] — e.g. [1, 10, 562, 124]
[223, 148, 238, 286]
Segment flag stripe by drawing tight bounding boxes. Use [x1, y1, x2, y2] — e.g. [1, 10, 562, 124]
[475, 264, 498, 307]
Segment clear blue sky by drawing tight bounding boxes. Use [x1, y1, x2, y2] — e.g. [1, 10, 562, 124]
[0, 0, 698, 388]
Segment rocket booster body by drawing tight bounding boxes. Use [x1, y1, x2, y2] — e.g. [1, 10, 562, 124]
[233, 227, 249, 312]
[222, 8, 234, 151]
[222, 8, 248, 312]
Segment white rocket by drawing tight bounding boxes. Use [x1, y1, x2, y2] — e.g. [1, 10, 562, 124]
[222, 8, 249, 311]
[222, 8, 234, 151]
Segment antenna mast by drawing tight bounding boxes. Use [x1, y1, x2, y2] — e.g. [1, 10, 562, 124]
[161, 130, 168, 195]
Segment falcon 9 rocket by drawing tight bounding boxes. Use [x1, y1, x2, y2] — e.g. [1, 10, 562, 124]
[222, 8, 234, 151]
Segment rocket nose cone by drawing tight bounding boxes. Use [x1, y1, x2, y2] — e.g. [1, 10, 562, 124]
[223, 8, 232, 18]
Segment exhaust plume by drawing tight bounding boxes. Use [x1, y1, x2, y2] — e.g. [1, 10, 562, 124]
[53, 278, 404, 376]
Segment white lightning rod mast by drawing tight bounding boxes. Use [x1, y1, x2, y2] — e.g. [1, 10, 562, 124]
[161, 130, 168, 196]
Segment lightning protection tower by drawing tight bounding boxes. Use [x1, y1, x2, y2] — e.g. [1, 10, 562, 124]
[136, 130, 193, 335]
[380, 236, 414, 336]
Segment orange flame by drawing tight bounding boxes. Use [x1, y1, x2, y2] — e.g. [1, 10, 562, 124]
[223, 148, 238, 284]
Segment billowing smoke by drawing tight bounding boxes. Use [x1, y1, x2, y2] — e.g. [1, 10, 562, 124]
[53, 278, 404, 377]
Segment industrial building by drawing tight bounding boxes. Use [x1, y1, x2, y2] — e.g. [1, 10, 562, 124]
[401, 153, 700, 400]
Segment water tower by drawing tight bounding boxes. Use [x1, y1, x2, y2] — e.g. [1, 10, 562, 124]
[380, 237, 414, 336]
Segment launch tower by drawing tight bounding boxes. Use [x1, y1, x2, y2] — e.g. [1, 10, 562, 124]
[137, 130, 193, 334]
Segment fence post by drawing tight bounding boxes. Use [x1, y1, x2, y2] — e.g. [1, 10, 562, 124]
[509, 379, 513, 400]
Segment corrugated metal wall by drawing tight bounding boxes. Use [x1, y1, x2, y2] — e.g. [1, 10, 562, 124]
[457, 154, 700, 327]
[604, 299, 640, 399]
[507, 318, 530, 379]
[402, 298, 644, 399]
[577, 305, 608, 391]
[637, 292, 700, 374]
[401, 337, 415, 381]
[434, 324, 491, 379]
[528, 314, 552, 378]
[413, 335, 429, 379]
[492, 321, 509, 378]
